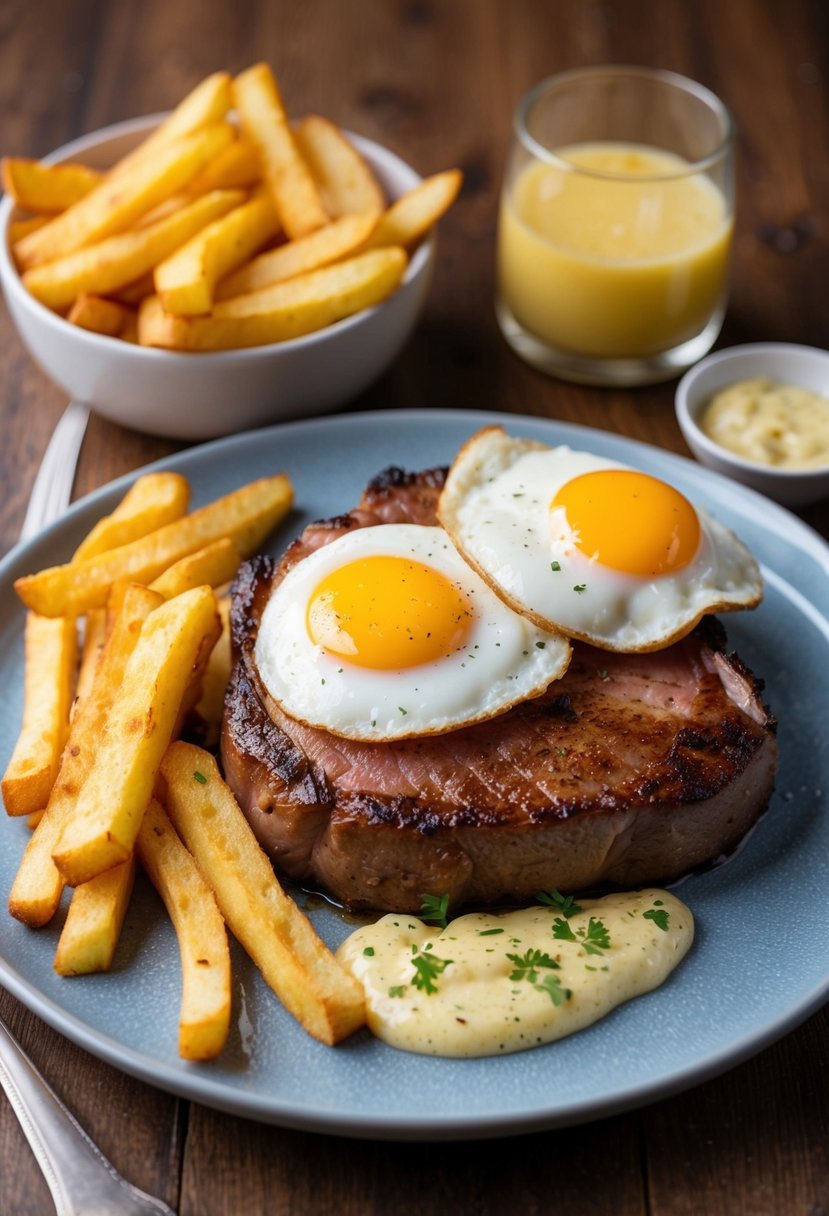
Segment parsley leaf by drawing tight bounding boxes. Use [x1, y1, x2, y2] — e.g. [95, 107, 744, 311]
[552, 917, 578, 943]
[550, 560, 561, 572]
[643, 906, 670, 932]
[573, 584, 587, 594]
[534, 974, 572, 1006]
[410, 947, 453, 994]
[507, 948, 560, 983]
[388, 985, 407, 998]
[581, 917, 611, 955]
[193, 771, 207, 785]
[537, 888, 583, 918]
[419, 892, 450, 930]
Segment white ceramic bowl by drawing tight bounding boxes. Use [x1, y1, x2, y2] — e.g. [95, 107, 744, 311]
[0, 115, 435, 440]
[676, 343, 829, 507]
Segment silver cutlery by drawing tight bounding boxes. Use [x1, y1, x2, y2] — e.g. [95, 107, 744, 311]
[0, 1014, 176, 1215]
[2, 398, 177, 1214]
[19, 400, 90, 544]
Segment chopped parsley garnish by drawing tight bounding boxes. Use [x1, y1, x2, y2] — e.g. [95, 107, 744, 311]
[478, 927, 505, 936]
[553, 915, 611, 955]
[388, 985, 407, 998]
[643, 905, 670, 931]
[535, 641, 546, 649]
[362, 946, 375, 957]
[550, 561, 561, 572]
[398, 706, 408, 715]
[537, 888, 583, 918]
[410, 946, 453, 994]
[420, 892, 450, 930]
[534, 974, 571, 1005]
[193, 771, 207, 785]
[573, 584, 587, 594]
[598, 668, 609, 680]
[507, 948, 560, 983]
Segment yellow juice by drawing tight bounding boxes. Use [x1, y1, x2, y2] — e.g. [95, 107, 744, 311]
[497, 142, 732, 359]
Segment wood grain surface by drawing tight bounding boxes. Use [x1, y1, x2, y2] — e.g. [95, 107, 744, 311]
[1, 1, 827, 1213]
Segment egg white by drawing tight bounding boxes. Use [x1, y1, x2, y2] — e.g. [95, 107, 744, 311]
[438, 427, 763, 653]
[254, 522, 572, 741]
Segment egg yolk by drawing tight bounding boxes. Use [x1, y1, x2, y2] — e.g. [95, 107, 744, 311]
[550, 469, 700, 576]
[306, 555, 474, 670]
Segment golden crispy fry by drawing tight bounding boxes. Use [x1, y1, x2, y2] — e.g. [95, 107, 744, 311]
[140, 246, 406, 351]
[155, 190, 280, 316]
[52, 586, 220, 887]
[9, 215, 50, 244]
[22, 190, 244, 310]
[215, 212, 378, 299]
[72, 471, 191, 563]
[7, 585, 162, 926]
[149, 538, 241, 599]
[53, 857, 135, 976]
[15, 123, 235, 270]
[294, 115, 385, 218]
[110, 272, 156, 307]
[232, 63, 328, 239]
[118, 71, 233, 171]
[1, 613, 77, 817]
[67, 294, 134, 338]
[136, 798, 231, 1059]
[73, 608, 107, 713]
[2, 158, 103, 212]
[184, 138, 262, 196]
[16, 474, 291, 618]
[365, 170, 462, 249]
[158, 743, 365, 1045]
[191, 594, 231, 748]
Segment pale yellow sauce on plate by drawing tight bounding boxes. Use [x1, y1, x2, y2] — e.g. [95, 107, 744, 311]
[337, 889, 694, 1057]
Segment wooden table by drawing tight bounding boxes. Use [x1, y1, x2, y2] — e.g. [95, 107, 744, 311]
[2, 1, 827, 1211]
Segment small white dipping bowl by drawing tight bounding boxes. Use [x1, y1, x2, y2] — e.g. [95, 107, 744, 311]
[0, 116, 435, 440]
[676, 343, 829, 507]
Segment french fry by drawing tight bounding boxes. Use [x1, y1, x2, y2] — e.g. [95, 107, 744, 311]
[110, 272, 156, 307]
[155, 190, 280, 316]
[51, 585, 220, 887]
[149, 538, 241, 599]
[9, 215, 50, 244]
[22, 190, 244, 310]
[191, 595, 231, 747]
[1, 613, 76, 817]
[73, 471, 191, 563]
[7, 584, 162, 927]
[215, 212, 378, 300]
[232, 62, 328, 238]
[184, 138, 261, 196]
[15, 123, 235, 270]
[117, 71, 233, 172]
[158, 743, 365, 1046]
[140, 246, 406, 351]
[364, 170, 462, 250]
[16, 474, 292, 618]
[73, 608, 107, 713]
[136, 798, 231, 1060]
[67, 295, 134, 338]
[2, 158, 103, 212]
[294, 115, 385, 218]
[53, 857, 135, 976]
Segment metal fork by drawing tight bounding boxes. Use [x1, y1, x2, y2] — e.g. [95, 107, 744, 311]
[2, 399, 177, 1214]
[19, 400, 90, 544]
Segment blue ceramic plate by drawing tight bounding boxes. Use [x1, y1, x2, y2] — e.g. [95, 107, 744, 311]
[1, 409, 827, 1141]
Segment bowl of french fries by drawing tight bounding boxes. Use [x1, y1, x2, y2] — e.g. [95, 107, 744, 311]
[0, 65, 461, 440]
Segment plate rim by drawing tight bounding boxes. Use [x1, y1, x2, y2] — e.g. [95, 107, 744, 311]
[2, 406, 828, 1141]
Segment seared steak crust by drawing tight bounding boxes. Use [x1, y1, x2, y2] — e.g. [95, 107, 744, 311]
[221, 469, 777, 912]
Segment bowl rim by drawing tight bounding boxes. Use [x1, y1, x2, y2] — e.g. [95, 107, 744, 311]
[675, 342, 829, 483]
[0, 113, 436, 363]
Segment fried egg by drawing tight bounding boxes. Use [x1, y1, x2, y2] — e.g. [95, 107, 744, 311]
[254, 522, 571, 741]
[438, 427, 763, 652]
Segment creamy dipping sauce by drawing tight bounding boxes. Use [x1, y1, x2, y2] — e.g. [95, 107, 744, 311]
[337, 889, 694, 1057]
[701, 377, 829, 469]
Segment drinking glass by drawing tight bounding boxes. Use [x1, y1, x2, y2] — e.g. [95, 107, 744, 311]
[495, 66, 735, 386]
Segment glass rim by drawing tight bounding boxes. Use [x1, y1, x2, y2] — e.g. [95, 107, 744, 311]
[514, 65, 735, 180]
